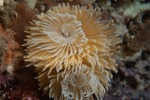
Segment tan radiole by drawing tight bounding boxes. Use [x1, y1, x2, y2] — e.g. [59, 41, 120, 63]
[0, 0, 3, 6]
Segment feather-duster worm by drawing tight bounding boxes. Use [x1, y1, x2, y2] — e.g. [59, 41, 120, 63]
[24, 3, 120, 100]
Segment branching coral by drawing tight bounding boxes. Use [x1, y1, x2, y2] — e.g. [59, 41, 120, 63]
[24, 3, 120, 100]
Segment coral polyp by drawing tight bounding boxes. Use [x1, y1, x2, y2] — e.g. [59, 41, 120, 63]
[24, 3, 120, 100]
